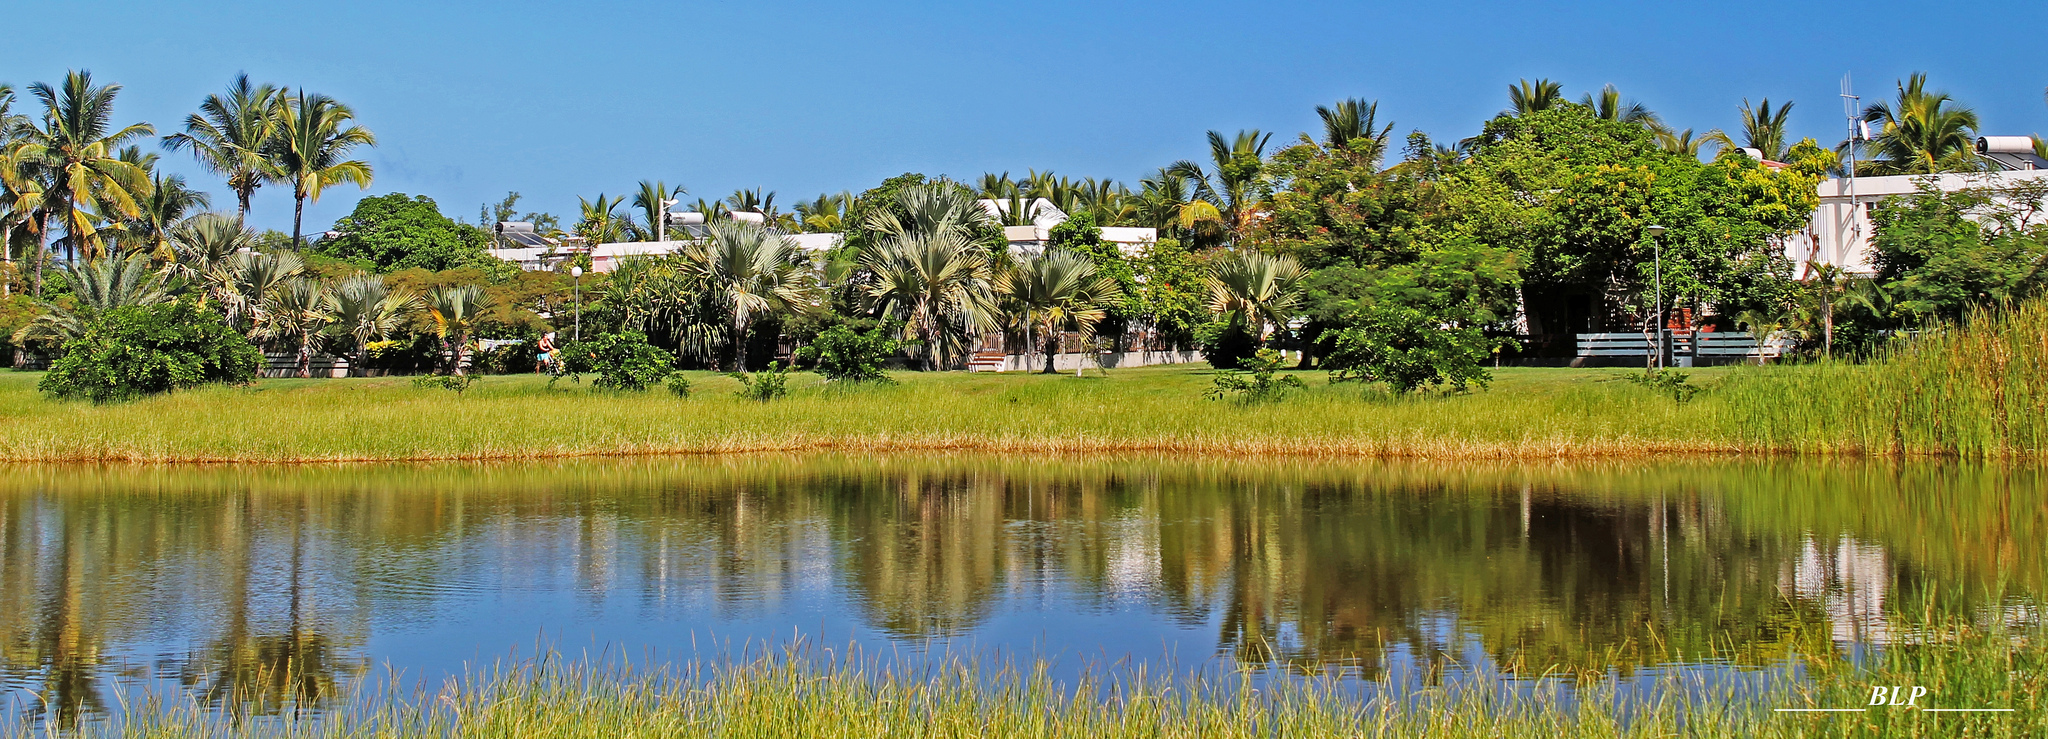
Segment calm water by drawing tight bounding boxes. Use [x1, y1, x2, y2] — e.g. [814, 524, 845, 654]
[0, 456, 2039, 722]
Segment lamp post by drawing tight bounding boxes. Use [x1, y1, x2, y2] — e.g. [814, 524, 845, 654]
[570, 265, 583, 341]
[1644, 224, 1667, 369]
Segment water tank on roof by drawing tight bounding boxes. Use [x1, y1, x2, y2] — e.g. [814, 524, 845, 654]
[1977, 136, 2048, 171]
[729, 211, 767, 225]
[667, 211, 706, 227]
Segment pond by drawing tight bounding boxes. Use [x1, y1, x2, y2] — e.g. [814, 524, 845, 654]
[0, 456, 2039, 723]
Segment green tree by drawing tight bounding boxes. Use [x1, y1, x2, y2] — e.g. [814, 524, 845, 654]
[425, 284, 494, 375]
[16, 70, 156, 263]
[1046, 212, 1141, 333]
[682, 220, 812, 371]
[1704, 98, 1795, 161]
[632, 180, 687, 240]
[319, 193, 494, 272]
[253, 278, 335, 378]
[999, 251, 1119, 373]
[1169, 130, 1272, 241]
[857, 184, 1002, 370]
[1868, 181, 2048, 323]
[794, 319, 898, 382]
[39, 300, 260, 402]
[161, 74, 283, 218]
[12, 254, 170, 347]
[1504, 78, 1565, 117]
[326, 274, 421, 376]
[1859, 73, 1982, 175]
[270, 90, 375, 248]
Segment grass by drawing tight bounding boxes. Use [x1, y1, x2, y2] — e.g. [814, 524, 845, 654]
[1, 297, 2042, 463]
[33, 612, 2045, 739]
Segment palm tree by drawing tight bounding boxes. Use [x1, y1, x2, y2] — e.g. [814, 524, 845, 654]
[255, 278, 335, 378]
[576, 194, 631, 244]
[166, 211, 254, 289]
[858, 184, 1001, 370]
[683, 220, 812, 370]
[12, 254, 170, 346]
[1859, 73, 1982, 175]
[1205, 250, 1305, 337]
[632, 180, 687, 241]
[999, 251, 1119, 373]
[1169, 130, 1271, 241]
[975, 172, 1018, 199]
[1705, 98, 1795, 161]
[161, 74, 283, 218]
[1135, 167, 1222, 242]
[223, 250, 306, 331]
[1656, 128, 1719, 158]
[326, 275, 420, 376]
[15, 70, 156, 264]
[0, 88, 50, 295]
[1505, 79, 1565, 117]
[1316, 98, 1394, 152]
[125, 169, 211, 260]
[424, 285, 494, 375]
[1580, 85, 1661, 129]
[269, 90, 375, 248]
[794, 192, 851, 233]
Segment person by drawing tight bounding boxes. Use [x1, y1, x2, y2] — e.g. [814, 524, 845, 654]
[535, 332, 558, 373]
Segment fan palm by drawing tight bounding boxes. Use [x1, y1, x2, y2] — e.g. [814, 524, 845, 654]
[1204, 250, 1305, 334]
[999, 251, 1119, 373]
[223, 250, 306, 331]
[270, 90, 375, 248]
[254, 278, 335, 378]
[12, 254, 171, 346]
[15, 70, 156, 264]
[863, 182, 995, 243]
[1704, 98, 1795, 161]
[1859, 73, 1982, 175]
[161, 74, 283, 218]
[326, 275, 420, 376]
[424, 285, 494, 375]
[1505, 79, 1565, 117]
[1580, 85, 1661, 129]
[166, 212, 254, 287]
[632, 180, 687, 241]
[682, 220, 813, 370]
[861, 233, 998, 370]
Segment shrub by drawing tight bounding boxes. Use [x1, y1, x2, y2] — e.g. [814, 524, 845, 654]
[1320, 305, 1506, 393]
[39, 301, 261, 403]
[1195, 316, 1261, 370]
[558, 332, 675, 391]
[1624, 368, 1700, 403]
[666, 373, 692, 398]
[732, 361, 790, 401]
[1205, 348, 1305, 403]
[795, 321, 899, 382]
[412, 373, 476, 394]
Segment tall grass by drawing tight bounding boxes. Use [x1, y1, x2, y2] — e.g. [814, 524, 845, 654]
[28, 614, 2044, 738]
[1721, 298, 2048, 459]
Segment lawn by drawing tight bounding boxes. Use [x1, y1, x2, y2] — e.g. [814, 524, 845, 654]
[0, 363, 1766, 463]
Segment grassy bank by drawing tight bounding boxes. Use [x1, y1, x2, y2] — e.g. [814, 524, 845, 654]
[0, 299, 2041, 463]
[52, 616, 2047, 739]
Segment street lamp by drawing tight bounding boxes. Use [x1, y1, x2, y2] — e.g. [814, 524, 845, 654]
[1644, 224, 1667, 369]
[570, 265, 584, 341]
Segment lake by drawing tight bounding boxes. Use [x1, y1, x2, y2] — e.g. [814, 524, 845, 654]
[0, 456, 2038, 723]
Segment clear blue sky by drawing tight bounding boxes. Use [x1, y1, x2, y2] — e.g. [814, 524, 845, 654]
[5, 0, 2045, 235]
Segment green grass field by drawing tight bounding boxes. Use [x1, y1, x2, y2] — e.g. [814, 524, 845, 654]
[0, 363, 1776, 462]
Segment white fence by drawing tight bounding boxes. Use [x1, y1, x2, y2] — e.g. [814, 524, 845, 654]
[1574, 331, 1794, 366]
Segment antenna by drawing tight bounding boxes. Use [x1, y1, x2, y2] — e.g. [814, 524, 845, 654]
[1838, 73, 1860, 269]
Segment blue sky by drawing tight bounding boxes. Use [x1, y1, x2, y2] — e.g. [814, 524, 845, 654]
[5, 0, 2046, 235]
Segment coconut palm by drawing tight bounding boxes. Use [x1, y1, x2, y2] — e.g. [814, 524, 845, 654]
[1317, 98, 1394, 152]
[12, 254, 171, 346]
[1859, 73, 1982, 175]
[1205, 250, 1305, 334]
[794, 191, 851, 233]
[1168, 130, 1271, 241]
[1135, 168, 1222, 242]
[975, 172, 1019, 199]
[161, 74, 283, 218]
[1703, 98, 1795, 161]
[424, 285, 494, 376]
[631, 180, 687, 240]
[1580, 85, 1661, 129]
[269, 90, 375, 248]
[326, 275, 420, 376]
[1505, 79, 1566, 117]
[576, 194, 631, 245]
[999, 251, 1119, 373]
[682, 220, 813, 370]
[1657, 128, 1719, 158]
[124, 170, 211, 260]
[15, 70, 156, 264]
[254, 278, 336, 378]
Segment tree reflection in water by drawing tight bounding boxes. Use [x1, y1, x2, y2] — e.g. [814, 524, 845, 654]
[0, 458, 2035, 722]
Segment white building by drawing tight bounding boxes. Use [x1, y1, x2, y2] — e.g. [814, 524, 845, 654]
[976, 197, 1157, 256]
[1785, 136, 2048, 275]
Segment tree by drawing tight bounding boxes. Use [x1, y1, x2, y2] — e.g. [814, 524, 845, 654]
[11, 254, 171, 347]
[270, 90, 375, 248]
[319, 193, 493, 272]
[632, 180, 687, 240]
[682, 220, 812, 371]
[1316, 98, 1394, 152]
[326, 275, 420, 376]
[1859, 73, 1982, 175]
[425, 284, 494, 375]
[1579, 85, 1661, 129]
[16, 70, 156, 263]
[575, 193, 632, 245]
[999, 251, 1119, 373]
[1169, 130, 1272, 241]
[38, 301, 261, 402]
[794, 319, 898, 382]
[161, 74, 282, 218]
[124, 169, 211, 259]
[857, 183, 1002, 369]
[1321, 304, 1499, 392]
[1504, 78, 1565, 117]
[1046, 212, 1141, 333]
[253, 278, 335, 378]
[1705, 98, 1794, 161]
[1868, 181, 2048, 323]
[1201, 250, 1304, 368]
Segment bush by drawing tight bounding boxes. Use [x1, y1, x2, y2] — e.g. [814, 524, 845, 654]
[666, 373, 692, 398]
[1623, 368, 1700, 403]
[1196, 316, 1261, 370]
[412, 373, 476, 394]
[732, 361, 790, 401]
[795, 321, 899, 382]
[1205, 348, 1305, 403]
[558, 332, 675, 391]
[1320, 305, 1506, 393]
[39, 301, 262, 403]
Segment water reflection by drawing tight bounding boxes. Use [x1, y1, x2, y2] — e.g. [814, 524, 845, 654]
[0, 457, 2037, 722]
